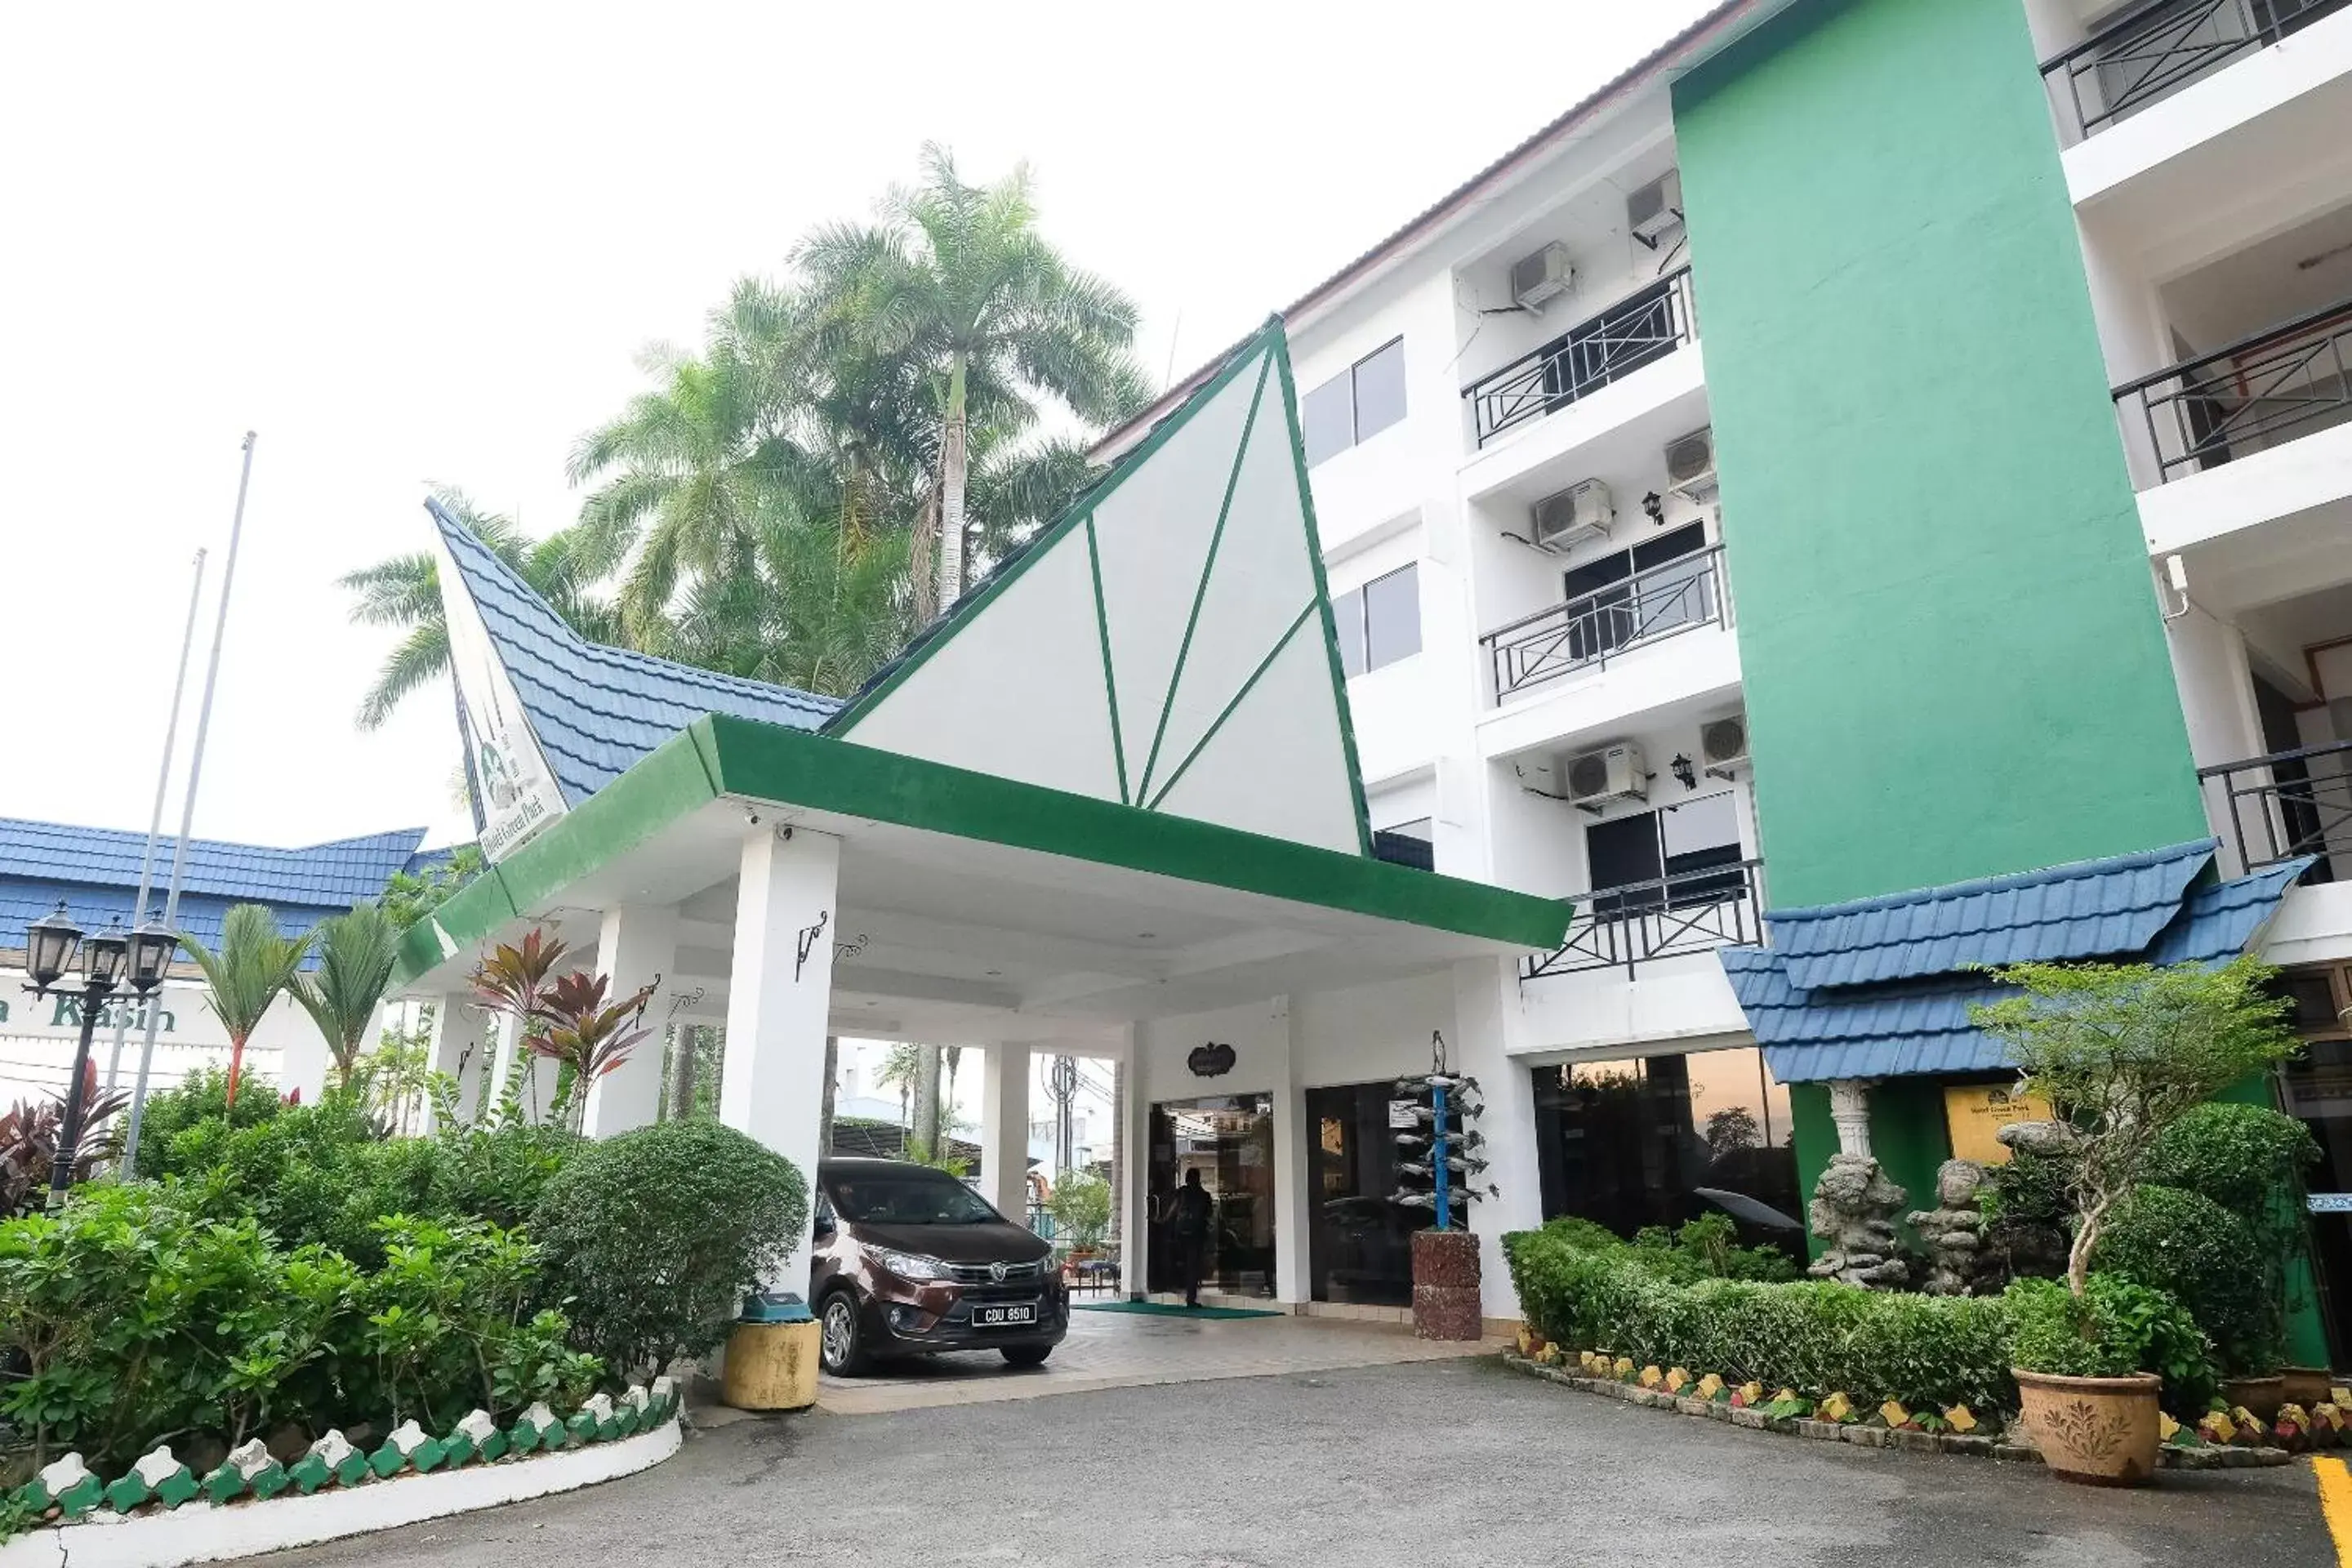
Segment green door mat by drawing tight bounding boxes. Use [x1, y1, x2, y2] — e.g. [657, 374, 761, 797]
[1074, 1300, 1285, 1320]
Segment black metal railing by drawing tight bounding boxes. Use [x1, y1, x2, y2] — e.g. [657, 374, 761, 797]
[2199, 739, 2352, 880]
[2115, 297, 2352, 480]
[1463, 267, 1696, 448]
[1525, 858, 1765, 981]
[1481, 546, 1727, 701]
[2042, 0, 2349, 136]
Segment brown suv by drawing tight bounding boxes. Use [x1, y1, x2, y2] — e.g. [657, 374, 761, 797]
[811, 1156, 1068, 1375]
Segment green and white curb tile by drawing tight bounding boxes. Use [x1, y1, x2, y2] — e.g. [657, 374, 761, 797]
[202, 1437, 289, 1504]
[287, 1430, 370, 1494]
[508, 1400, 562, 1454]
[19, 1453, 101, 1519]
[368, 1419, 448, 1478]
[649, 1375, 679, 1423]
[444, 1409, 505, 1468]
[565, 1392, 617, 1445]
[104, 1446, 199, 1513]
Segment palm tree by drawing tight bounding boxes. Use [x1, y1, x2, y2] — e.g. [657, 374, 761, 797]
[181, 904, 312, 1109]
[290, 903, 403, 1088]
[794, 143, 1150, 619]
[339, 486, 622, 728]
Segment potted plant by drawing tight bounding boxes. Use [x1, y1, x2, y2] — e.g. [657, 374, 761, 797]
[2006, 1275, 2212, 1485]
[1974, 956, 2296, 1485]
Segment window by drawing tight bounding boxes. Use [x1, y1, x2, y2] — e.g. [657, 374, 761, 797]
[1558, 522, 1711, 663]
[1373, 817, 1434, 872]
[1332, 564, 1420, 677]
[1302, 339, 1406, 466]
[1584, 791, 1744, 911]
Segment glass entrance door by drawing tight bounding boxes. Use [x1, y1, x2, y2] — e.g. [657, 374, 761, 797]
[1147, 1094, 1276, 1297]
[1306, 1082, 1418, 1306]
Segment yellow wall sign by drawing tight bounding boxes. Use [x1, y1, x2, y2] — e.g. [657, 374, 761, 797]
[1944, 1085, 2052, 1165]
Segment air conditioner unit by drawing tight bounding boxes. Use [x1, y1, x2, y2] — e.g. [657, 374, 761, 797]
[1530, 479, 1613, 552]
[1664, 425, 1717, 504]
[1700, 713, 1750, 779]
[1628, 169, 1684, 247]
[1511, 243, 1575, 313]
[1564, 742, 1647, 812]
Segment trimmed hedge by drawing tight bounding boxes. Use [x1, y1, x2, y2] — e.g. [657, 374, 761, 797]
[1507, 1226, 2016, 1410]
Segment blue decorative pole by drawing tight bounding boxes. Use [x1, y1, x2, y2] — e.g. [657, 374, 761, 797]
[1432, 1080, 1451, 1232]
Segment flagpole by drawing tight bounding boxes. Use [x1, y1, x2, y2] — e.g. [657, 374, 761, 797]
[123, 432, 256, 1178]
[105, 547, 208, 1089]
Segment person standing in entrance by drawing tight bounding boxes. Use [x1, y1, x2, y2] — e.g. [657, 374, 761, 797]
[1166, 1168, 1214, 1308]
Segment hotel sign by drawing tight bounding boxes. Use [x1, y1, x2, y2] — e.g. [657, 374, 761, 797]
[1943, 1083, 2052, 1165]
[432, 528, 569, 862]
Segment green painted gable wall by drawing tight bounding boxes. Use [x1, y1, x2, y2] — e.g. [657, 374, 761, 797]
[1672, 0, 2205, 909]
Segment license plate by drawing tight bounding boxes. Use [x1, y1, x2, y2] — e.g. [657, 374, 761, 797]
[973, 1304, 1036, 1328]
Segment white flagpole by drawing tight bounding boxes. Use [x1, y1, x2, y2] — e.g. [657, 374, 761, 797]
[105, 547, 208, 1089]
[123, 433, 256, 1177]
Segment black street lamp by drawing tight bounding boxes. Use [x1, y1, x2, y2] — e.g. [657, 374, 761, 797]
[20, 903, 176, 1208]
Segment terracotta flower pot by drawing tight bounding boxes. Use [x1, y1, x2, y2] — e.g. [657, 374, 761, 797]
[2223, 1375, 2286, 1423]
[2011, 1369, 2163, 1486]
[2283, 1366, 2334, 1410]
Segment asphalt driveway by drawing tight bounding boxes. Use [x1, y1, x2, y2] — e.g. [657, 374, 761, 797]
[263, 1357, 2336, 1567]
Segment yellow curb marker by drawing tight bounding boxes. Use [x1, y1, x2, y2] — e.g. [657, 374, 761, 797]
[2317, 1455, 2352, 1566]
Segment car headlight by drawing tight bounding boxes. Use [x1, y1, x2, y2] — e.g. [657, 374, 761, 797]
[871, 1247, 948, 1281]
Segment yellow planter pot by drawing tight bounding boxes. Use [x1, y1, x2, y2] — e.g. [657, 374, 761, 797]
[722, 1320, 822, 1413]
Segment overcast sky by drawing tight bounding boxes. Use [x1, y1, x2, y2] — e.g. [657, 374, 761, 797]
[0, 2, 1713, 853]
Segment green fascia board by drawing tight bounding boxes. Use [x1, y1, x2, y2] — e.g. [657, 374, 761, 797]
[397, 713, 1570, 983]
[827, 323, 1285, 738]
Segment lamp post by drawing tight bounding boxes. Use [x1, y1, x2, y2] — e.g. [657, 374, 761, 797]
[21, 902, 176, 1208]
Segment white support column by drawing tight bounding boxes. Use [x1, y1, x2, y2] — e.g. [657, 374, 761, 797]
[282, 1020, 331, 1107]
[421, 991, 482, 1130]
[485, 1010, 523, 1118]
[1828, 1079, 1876, 1158]
[979, 1043, 1031, 1220]
[719, 825, 841, 1297]
[584, 905, 679, 1138]
[1118, 1024, 1149, 1301]
[1270, 996, 1312, 1308]
[1456, 955, 1539, 1325]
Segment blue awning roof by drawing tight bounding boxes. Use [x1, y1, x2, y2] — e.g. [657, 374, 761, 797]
[430, 501, 839, 804]
[1724, 853, 2308, 1084]
[1766, 839, 2216, 991]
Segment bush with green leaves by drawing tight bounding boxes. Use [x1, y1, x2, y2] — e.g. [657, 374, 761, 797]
[2091, 1183, 2271, 1376]
[1504, 1224, 2014, 1410]
[532, 1119, 808, 1378]
[2007, 1273, 2216, 1411]
[0, 1184, 598, 1473]
[1045, 1169, 1112, 1249]
[130, 1064, 282, 1177]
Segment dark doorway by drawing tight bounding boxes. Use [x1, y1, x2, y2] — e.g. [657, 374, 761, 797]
[1305, 1082, 1419, 1306]
[1147, 1094, 1276, 1298]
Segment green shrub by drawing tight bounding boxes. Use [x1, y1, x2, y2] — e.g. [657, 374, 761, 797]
[1045, 1169, 1111, 1249]
[0, 1185, 596, 1472]
[2007, 1274, 2215, 1411]
[532, 1120, 808, 1378]
[2145, 1102, 2319, 1221]
[1629, 1213, 1801, 1284]
[1536, 1215, 1627, 1253]
[130, 1065, 282, 1175]
[1504, 1225, 2013, 1410]
[2092, 1183, 2273, 1375]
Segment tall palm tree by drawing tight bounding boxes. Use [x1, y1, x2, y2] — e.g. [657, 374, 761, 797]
[181, 904, 313, 1109]
[290, 903, 403, 1088]
[794, 143, 1150, 620]
[339, 486, 622, 728]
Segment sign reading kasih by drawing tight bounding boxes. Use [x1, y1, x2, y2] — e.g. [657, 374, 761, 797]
[1943, 1083, 2052, 1165]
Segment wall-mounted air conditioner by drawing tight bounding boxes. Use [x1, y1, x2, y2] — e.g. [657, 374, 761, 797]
[1565, 742, 1647, 812]
[1628, 169, 1683, 248]
[1511, 243, 1575, 313]
[1700, 713, 1750, 779]
[1530, 479, 1613, 552]
[1664, 425, 1717, 505]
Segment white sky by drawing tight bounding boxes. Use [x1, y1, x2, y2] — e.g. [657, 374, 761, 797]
[0, 2, 1714, 853]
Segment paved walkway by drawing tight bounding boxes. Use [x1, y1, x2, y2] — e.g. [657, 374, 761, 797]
[804, 1307, 1489, 1415]
[264, 1357, 2337, 1568]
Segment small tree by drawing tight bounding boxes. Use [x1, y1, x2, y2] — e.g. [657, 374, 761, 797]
[181, 904, 312, 1109]
[292, 903, 403, 1087]
[529, 971, 656, 1134]
[1971, 956, 2296, 1297]
[1045, 1169, 1111, 1250]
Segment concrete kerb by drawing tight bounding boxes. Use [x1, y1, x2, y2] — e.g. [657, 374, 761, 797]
[1498, 1352, 2293, 1472]
[0, 1417, 682, 1568]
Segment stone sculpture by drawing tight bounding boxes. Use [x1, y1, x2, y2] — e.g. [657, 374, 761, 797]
[1806, 1152, 1910, 1289]
[1905, 1157, 1988, 1295]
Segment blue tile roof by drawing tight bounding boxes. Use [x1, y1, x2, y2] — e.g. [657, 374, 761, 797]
[1727, 858, 2310, 1083]
[1765, 839, 2216, 991]
[430, 501, 838, 803]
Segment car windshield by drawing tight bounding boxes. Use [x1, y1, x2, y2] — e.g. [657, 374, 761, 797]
[829, 1169, 1002, 1226]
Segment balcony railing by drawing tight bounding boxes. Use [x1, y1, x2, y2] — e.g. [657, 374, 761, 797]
[2114, 297, 2352, 481]
[1525, 858, 1765, 981]
[2199, 739, 2352, 880]
[2041, 0, 2350, 137]
[1462, 267, 1695, 448]
[1481, 545, 1727, 701]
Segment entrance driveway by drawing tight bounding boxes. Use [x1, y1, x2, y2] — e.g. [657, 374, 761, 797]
[264, 1356, 2333, 1567]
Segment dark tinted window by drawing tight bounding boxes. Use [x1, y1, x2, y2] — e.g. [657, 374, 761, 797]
[1352, 340, 1407, 444]
[1361, 565, 1421, 670]
[1302, 374, 1354, 467]
[827, 1169, 1000, 1225]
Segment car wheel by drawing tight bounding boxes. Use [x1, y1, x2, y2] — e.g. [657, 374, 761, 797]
[819, 1290, 870, 1376]
[1000, 1344, 1052, 1368]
